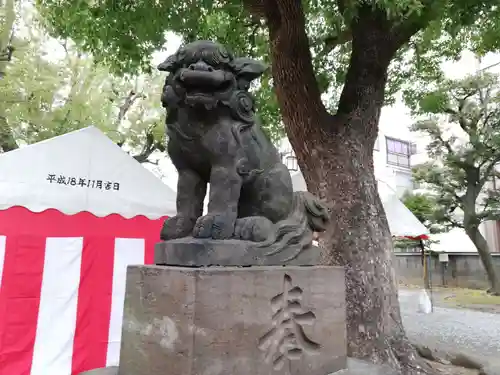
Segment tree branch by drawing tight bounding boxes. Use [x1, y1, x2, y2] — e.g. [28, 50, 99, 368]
[332, 0, 439, 124]
[420, 120, 473, 169]
[242, 0, 329, 139]
[335, 5, 417, 124]
[479, 156, 500, 189]
[113, 90, 154, 163]
[445, 216, 465, 228]
[390, 0, 442, 46]
[117, 90, 143, 125]
[242, 0, 276, 20]
[445, 89, 478, 133]
[320, 28, 352, 56]
[477, 212, 495, 222]
[443, 188, 463, 207]
[0, 115, 18, 152]
[131, 125, 163, 163]
[435, 130, 454, 155]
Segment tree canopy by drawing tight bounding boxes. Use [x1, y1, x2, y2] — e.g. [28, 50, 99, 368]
[35, 0, 500, 134]
[411, 72, 500, 294]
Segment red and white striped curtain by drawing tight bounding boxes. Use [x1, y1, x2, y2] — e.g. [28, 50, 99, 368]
[0, 207, 165, 375]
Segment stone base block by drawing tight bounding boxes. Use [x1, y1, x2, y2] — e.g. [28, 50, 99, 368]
[78, 359, 398, 375]
[118, 265, 347, 375]
[79, 359, 397, 375]
[155, 237, 325, 266]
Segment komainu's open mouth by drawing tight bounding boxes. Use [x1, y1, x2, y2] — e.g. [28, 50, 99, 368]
[178, 69, 233, 93]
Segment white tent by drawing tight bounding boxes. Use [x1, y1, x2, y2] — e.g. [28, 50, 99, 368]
[290, 171, 429, 238]
[429, 228, 477, 253]
[0, 127, 178, 374]
[0, 126, 177, 218]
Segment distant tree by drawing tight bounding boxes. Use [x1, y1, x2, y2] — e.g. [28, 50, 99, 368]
[410, 72, 500, 295]
[402, 192, 444, 234]
[0, 7, 166, 163]
[0, 0, 17, 151]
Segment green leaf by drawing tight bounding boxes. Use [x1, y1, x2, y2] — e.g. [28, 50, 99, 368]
[419, 91, 450, 113]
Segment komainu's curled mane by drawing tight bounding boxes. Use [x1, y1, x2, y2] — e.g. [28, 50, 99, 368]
[157, 40, 329, 259]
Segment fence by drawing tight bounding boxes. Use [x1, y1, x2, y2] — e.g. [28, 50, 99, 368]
[394, 252, 500, 289]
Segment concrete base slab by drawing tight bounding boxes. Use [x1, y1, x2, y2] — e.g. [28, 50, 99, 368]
[155, 237, 325, 266]
[118, 265, 347, 375]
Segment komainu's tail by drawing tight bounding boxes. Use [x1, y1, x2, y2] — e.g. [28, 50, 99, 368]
[257, 191, 329, 261]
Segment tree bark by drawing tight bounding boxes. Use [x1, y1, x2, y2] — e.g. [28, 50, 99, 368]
[465, 225, 500, 295]
[245, 1, 435, 374]
[464, 178, 500, 295]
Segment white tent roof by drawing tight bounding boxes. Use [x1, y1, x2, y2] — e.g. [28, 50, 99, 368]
[290, 171, 429, 238]
[0, 126, 177, 219]
[429, 228, 477, 253]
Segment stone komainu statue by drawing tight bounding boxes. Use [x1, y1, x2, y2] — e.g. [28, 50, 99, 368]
[158, 40, 329, 259]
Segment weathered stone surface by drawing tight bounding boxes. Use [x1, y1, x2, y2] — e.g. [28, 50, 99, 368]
[157, 40, 329, 259]
[119, 265, 346, 375]
[78, 367, 118, 375]
[155, 237, 326, 266]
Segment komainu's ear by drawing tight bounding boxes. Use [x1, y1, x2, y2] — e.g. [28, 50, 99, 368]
[157, 54, 179, 73]
[229, 57, 268, 82]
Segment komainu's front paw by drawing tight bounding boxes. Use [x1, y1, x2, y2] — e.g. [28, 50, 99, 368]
[192, 214, 236, 240]
[160, 215, 197, 240]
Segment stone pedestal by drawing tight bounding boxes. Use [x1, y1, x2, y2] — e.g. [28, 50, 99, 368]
[118, 265, 347, 375]
[155, 237, 325, 266]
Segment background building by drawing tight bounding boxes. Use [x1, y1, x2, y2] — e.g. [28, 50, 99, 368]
[277, 125, 498, 253]
[278, 130, 417, 199]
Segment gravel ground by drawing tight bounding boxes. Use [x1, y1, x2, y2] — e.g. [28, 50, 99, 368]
[399, 288, 500, 366]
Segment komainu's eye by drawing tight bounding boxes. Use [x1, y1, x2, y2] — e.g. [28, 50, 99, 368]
[202, 49, 219, 66]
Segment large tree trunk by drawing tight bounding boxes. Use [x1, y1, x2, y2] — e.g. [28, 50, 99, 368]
[244, 1, 435, 374]
[466, 225, 500, 295]
[305, 126, 428, 372]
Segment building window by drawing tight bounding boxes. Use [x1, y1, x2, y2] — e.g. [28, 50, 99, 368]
[386, 137, 411, 168]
